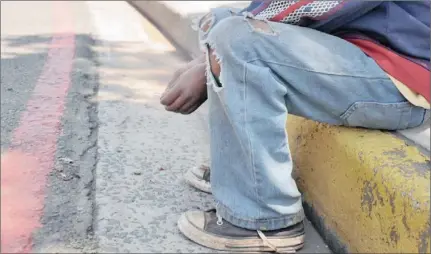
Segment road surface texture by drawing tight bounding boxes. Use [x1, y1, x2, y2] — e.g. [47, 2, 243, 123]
[1, 1, 330, 253]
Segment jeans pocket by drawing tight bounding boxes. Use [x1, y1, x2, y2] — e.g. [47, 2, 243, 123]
[340, 101, 414, 130]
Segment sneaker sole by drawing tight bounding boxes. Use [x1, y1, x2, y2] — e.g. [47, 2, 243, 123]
[184, 168, 212, 193]
[178, 213, 305, 253]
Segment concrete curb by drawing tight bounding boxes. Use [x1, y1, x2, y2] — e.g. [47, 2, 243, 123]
[129, 2, 430, 253]
[287, 116, 430, 253]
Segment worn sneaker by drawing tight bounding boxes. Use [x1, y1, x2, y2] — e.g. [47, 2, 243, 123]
[178, 209, 305, 253]
[185, 165, 212, 193]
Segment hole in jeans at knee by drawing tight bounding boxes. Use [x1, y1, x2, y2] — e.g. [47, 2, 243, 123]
[246, 18, 277, 35]
[199, 11, 235, 34]
[199, 13, 213, 33]
[205, 44, 223, 90]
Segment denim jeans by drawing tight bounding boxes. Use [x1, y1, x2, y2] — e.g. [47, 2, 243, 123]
[197, 8, 429, 231]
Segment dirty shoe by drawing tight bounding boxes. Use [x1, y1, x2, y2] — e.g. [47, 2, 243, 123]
[178, 209, 305, 253]
[184, 165, 211, 193]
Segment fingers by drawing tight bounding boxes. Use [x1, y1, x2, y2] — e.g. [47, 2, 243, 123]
[180, 96, 207, 114]
[161, 68, 184, 98]
[161, 60, 207, 113]
[165, 95, 189, 112]
[178, 98, 197, 114]
[160, 84, 181, 106]
[161, 56, 203, 99]
[165, 93, 204, 114]
[182, 103, 201, 115]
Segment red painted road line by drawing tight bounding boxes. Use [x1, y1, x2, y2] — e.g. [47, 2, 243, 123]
[1, 2, 75, 253]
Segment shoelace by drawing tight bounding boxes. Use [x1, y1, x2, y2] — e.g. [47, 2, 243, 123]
[214, 207, 296, 254]
[257, 230, 296, 253]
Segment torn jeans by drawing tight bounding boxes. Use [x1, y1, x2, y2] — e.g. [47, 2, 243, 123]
[195, 8, 429, 230]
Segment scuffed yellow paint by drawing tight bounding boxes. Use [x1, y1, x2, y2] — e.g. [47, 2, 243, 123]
[287, 115, 430, 253]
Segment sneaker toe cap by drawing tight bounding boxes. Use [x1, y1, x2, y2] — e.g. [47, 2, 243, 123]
[185, 210, 205, 229]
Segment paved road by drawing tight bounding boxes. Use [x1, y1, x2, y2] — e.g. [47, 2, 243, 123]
[1, 1, 98, 252]
[1, 1, 329, 253]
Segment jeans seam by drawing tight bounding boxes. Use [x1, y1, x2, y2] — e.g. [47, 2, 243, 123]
[341, 101, 414, 129]
[402, 106, 413, 129]
[341, 101, 413, 120]
[246, 58, 390, 79]
[243, 61, 262, 218]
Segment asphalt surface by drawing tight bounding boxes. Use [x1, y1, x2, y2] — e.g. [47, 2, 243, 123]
[2, 1, 98, 252]
[1, 1, 330, 253]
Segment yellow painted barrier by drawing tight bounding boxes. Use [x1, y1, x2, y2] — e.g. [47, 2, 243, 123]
[287, 115, 430, 253]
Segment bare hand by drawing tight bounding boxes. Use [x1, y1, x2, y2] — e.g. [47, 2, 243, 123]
[161, 55, 204, 98]
[160, 62, 207, 114]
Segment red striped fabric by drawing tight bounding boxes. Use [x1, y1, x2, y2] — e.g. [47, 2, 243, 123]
[346, 38, 430, 103]
[271, 0, 314, 22]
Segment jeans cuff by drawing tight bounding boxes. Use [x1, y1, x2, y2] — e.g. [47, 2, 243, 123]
[216, 201, 305, 231]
